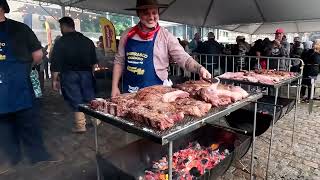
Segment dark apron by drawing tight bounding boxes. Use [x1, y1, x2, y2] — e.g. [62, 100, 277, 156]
[0, 23, 33, 114]
[123, 32, 162, 93]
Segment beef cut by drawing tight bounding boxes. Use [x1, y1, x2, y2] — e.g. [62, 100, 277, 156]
[174, 98, 212, 117]
[89, 82, 249, 131]
[162, 90, 190, 103]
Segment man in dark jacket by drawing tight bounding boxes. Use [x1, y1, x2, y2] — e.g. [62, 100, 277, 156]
[51, 17, 98, 133]
[196, 32, 223, 74]
[301, 40, 320, 101]
[290, 37, 304, 72]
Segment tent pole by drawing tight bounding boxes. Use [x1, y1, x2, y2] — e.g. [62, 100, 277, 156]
[38, 2, 58, 21]
[295, 22, 300, 33]
[61, 5, 65, 17]
[202, 0, 215, 27]
[251, 23, 263, 35]
[253, 0, 265, 21]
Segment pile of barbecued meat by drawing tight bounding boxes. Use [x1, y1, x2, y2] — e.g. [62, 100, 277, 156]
[219, 69, 297, 85]
[89, 80, 249, 130]
[144, 142, 228, 180]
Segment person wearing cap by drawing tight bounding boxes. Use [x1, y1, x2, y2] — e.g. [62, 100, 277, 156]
[111, 0, 211, 96]
[290, 37, 304, 72]
[269, 28, 290, 70]
[0, 0, 52, 173]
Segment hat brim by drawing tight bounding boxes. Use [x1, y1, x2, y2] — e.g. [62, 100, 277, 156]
[125, 4, 169, 10]
[0, 2, 10, 13]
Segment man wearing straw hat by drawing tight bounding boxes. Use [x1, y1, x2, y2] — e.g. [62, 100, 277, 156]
[111, 0, 212, 96]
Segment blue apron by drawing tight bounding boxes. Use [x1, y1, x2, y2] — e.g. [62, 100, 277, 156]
[0, 25, 33, 114]
[123, 32, 163, 93]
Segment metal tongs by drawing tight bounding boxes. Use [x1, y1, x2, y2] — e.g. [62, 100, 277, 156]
[203, 77, 220, 84]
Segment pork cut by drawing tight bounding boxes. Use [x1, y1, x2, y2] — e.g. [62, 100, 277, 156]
[162, 90, 190, 103]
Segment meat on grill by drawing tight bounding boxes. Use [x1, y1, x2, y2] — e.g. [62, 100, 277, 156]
[126, 106, 184, 130]
[219, 70, 297, 85]
[162, 90, 190, 103]
[174, 98, 212, 117]
[176, 80, 248, 107]
[135, 85, 174, 102]
[89, 82, 249, 130]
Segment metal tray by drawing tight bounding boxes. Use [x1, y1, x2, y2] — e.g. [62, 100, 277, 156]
[79, 93, 262, 145]
[219, 75, 302, 88]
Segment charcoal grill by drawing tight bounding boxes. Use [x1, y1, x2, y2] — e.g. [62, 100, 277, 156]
[79, 93, 262, 180]
[96, 125, 251, 180]
[226, 96, 295, 136]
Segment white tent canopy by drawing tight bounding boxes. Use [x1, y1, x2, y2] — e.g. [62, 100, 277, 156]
[35, 0, 320, 34]
[217, 20, 320, 34]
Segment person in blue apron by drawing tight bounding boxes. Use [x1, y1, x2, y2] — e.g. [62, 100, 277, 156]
[0, 0, 50, 174]
[111, 0, 212, 96]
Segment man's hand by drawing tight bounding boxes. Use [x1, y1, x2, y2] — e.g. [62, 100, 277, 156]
[199, 67, 212, 80]
[274, 40, 281, 47]
[52, 79, 60, 91]
[111, 87, 121, 98]
[52, 72, 60, 92]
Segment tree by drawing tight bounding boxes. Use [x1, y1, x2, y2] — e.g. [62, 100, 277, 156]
[109, 14, 134, 36]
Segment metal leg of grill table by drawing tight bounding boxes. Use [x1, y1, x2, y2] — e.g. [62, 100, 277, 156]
[287, 84, 290, 99]
[94, 120, 101, 180]
[291, 80, 300, 147]
[250, 101, 258, 180]
[266, 87, 279, 180]
[168, 141, 173, 180]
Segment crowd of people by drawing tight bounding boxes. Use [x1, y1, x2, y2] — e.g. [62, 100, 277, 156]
[178, 29, 320, 102]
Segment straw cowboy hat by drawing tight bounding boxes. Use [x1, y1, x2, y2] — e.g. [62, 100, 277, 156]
[125, 0, 169, 10]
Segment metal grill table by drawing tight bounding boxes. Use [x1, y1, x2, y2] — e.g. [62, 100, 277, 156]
[220, 74, 302, 180]
[79, 93, 262, 180]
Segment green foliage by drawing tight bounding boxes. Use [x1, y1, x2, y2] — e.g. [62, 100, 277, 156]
[109, 14, 138, 36]
[80, 16, 100, 33]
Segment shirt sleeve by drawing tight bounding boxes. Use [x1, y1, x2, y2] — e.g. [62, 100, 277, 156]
[90, 40, 98, 65]
[25, 25, 42, 53]
[167, 31, 191, 69]
[114, 30, 129, 66]
[50, 41, 63, 72]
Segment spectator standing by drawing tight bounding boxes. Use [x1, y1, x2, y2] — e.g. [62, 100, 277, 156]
[234, 36, 250, 71]
[269, 28, 290, 70]
[189, 32, 202, 53]
[290, 37, 304, 72]
[51, 17, 99, 133]
[196, 32, 223, 74]
[301, 40, 320, 102]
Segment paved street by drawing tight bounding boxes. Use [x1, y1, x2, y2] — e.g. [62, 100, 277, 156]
[0, 80, 320, 180]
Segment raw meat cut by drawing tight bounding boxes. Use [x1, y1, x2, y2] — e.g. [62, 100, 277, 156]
[89, 82, 250, 130]
[162, 90, 190, 103]
[219, 70, 298, 85]
[174, 98, 212, 117]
